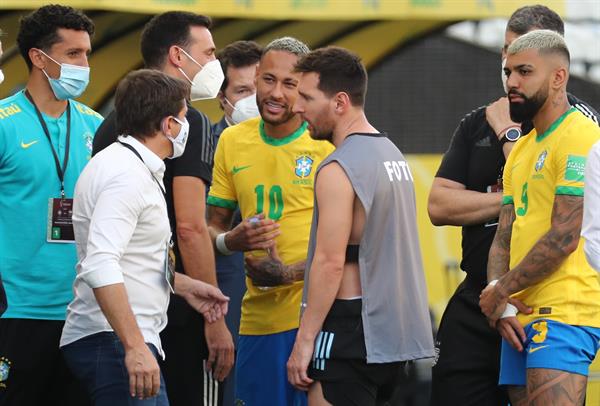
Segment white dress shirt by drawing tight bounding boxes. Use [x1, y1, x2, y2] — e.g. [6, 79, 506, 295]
[60, 135, 171, 357]
[582, 140, 600, 272]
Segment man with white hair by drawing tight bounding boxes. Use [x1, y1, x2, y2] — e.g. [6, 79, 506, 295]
[207, 37, 334, 405]
[480, 29, 600, 405]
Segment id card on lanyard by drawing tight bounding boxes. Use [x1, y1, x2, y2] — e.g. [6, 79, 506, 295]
[25, 91, 75, 243]
[119, 140, 175, 293]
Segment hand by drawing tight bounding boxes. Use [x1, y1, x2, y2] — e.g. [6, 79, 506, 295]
[287, 336, 315, 391]
[204, 319, 235, 381]
[479, 282, 508, 325]
[225, 213, 280, 252]
[245, 245, 296, 287]
[124, 344, 161, 400]
[496, 317, 527, 352]
[180, 278, 229, 323]
[486, 97, 520, 140]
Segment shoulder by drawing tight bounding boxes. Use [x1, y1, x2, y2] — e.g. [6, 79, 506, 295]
[0, 92, 30, 126]
[186, 106, 210, 127]
[71, 101, 103, 122]
[221, 117, 261, 142]
[567, 93, 599, 125]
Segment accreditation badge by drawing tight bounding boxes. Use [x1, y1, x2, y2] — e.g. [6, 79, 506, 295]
[47, 198, 75, 243]
[165, 240, 176, 293]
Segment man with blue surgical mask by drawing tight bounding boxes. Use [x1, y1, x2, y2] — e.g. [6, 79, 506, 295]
[92, 12, 233, 406]
[0, 5, 102, 406]
[211, 39, 262, 406]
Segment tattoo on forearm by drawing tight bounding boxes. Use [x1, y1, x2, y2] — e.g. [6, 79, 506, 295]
[501, 195, 583, 295]
[246, 258, 301, 286]
[487, 204, 516, 282]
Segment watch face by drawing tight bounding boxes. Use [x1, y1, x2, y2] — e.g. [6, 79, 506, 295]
[506, 128, 522, 142]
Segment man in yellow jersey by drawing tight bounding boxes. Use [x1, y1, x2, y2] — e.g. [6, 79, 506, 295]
[480, 30, 600, 406]
[207, 37, 335, 406]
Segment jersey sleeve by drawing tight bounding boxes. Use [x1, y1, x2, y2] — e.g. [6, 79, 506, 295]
[435, 114, 472, 184]
[553, 125, 599, 197]
[207, 129, 237, 210]
[501, 144, 515, 205]
[170, 108, 213, 184]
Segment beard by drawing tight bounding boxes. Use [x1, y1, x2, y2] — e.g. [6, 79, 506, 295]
[508, 85, 548, 123]
[257, 95, 296, 126]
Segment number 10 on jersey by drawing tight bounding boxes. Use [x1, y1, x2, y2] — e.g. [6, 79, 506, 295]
[254, 184, 284, 220]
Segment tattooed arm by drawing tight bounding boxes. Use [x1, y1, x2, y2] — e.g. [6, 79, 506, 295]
[244, 247, 306, 286]
[487, 204, 516, 282]
[480, 204, 516, 321]
[481, 195, 582, 322]
[498, 194, 582, 294]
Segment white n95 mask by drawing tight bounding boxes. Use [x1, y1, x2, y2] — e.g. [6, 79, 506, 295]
[177, 47, 224, 101]
[228, 93, 259, 125]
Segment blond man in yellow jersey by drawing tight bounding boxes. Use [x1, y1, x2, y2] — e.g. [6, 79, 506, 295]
[207, 37, 334, 406]
[480, 30, 600, 406]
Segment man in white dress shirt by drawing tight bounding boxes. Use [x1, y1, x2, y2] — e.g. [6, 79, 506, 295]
[60, 69, 229, 405]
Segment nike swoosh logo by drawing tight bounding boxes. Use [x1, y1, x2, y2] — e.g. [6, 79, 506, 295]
[232, 165, 251, 174]
[21, 140, 39, 149]
[528, 345, 549, 354]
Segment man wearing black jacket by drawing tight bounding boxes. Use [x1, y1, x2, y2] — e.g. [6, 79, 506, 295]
[428, 5, 599, 405]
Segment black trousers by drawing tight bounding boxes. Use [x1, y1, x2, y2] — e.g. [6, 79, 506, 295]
[430, 278, 509, 406]
[0, 318, 90, 406]
[159, 296, 224, 406]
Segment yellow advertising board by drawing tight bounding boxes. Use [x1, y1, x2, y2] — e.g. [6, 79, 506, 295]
[0, 0, 564, 20]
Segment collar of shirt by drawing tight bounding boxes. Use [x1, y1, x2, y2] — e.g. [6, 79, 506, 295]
[117, 135, 166, 181]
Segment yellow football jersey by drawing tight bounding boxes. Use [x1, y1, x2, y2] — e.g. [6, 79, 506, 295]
[208, 117, 335, 335]
[502, 108, 600, 327]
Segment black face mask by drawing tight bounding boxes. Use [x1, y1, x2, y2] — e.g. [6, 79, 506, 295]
[508, 86, 548, 123]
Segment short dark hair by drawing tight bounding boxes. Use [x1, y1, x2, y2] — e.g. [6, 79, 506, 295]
[115, 69, 189, 139]
[294, 46, 367, 107]
[141, 11, 211, 69]
[217, 40, 262, 91]
[17, 4, 94, 70]
[507, 5, 564, 36]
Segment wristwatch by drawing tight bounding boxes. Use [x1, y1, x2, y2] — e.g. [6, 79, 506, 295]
[499, 127, 522, 146]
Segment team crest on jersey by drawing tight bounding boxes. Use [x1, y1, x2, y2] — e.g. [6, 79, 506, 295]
[295, 155, 314, 178]
[535, 150, 548, 172]
[0, 357, 11, 387]
[83, 131, 94, 159]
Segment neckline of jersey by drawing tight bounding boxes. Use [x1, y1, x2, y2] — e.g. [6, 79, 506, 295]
[259, 119, 308, 146]
[20, 90, 68, 122]
[536, 107, 577, 143]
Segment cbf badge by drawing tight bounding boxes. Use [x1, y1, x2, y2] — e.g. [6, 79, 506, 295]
[47, 198, 75, 243]
[0, 357, 11, 388]
[535, 150, 548, 172]
[165, 240, 176, 293]
[295, 155, 314, 178]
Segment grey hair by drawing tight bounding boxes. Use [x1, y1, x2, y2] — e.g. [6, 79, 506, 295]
[507, 29, 570, 62]
[263, 36, 309, 57]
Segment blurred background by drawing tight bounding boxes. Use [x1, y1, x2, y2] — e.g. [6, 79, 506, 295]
[1, 0, 599, 404]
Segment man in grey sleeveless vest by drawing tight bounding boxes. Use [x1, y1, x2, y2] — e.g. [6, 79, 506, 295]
[286, 46, 435, 406]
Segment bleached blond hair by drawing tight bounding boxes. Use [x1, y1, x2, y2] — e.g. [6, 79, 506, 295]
[507, 29, 570, 63]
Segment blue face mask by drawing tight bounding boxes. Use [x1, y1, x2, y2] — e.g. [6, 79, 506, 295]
[40, 50, 90, 100]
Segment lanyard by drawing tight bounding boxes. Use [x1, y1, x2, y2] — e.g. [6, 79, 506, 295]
[118, 141, 166, 197]
[24, 90, 71, 198]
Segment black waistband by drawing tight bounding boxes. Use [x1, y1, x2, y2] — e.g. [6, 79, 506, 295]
[346, 244, 359, 263]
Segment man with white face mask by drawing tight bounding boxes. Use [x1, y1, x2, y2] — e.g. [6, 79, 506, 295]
[0, 5, 103, 406]
[427, 5, 599, 406]
[92, 12, 233, 406]
[61, 69, 229, 405]
[210, 39, 262, 406]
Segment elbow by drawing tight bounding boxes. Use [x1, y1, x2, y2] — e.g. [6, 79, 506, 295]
[313, 254, 345, 277]
[427, 202, 449, 226]
[176, 220, 209, 244]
